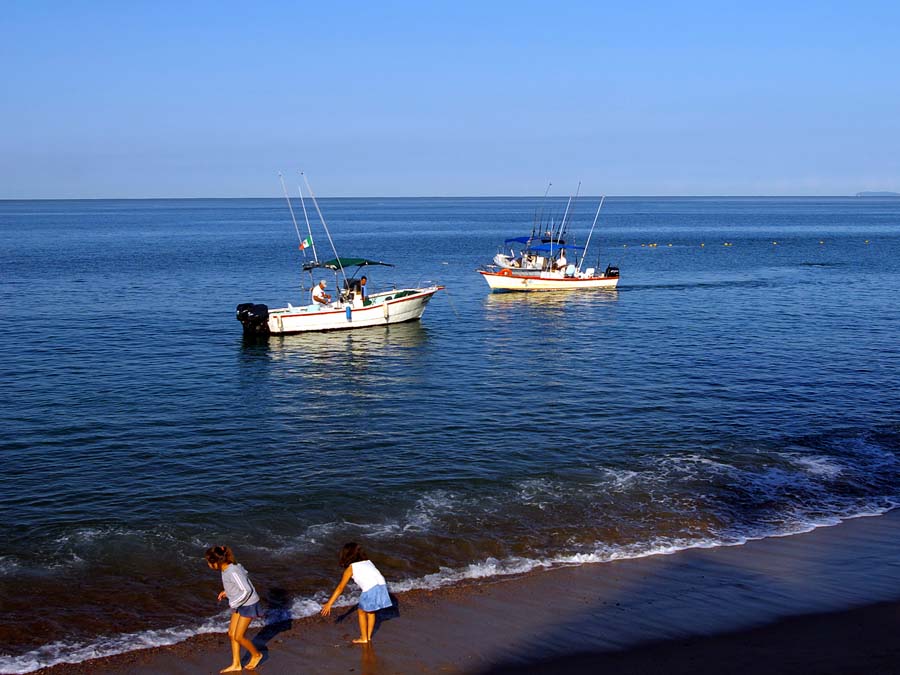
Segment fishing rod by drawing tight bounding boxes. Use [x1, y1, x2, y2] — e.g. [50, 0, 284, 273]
[301, 172, 349, 292]
[296, 177, 318, 262]
[560, 180, 581, 241]
[552, 196, 572, 261]
[578, 195, 605, 272]
[278, 173, 306, 257]
[532, 181, 552, 241]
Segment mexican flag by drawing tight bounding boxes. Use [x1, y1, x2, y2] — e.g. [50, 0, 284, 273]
[298, 237, 311, 251]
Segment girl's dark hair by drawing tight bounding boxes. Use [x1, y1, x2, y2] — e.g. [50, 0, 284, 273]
[339, 542, 367, 569]
[205, 545, 236, 568]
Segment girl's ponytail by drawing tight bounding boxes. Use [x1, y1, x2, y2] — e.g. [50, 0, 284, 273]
[205, 545, 236, 568]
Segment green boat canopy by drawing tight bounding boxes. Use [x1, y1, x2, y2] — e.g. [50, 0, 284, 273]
[321, 257, 394, 270]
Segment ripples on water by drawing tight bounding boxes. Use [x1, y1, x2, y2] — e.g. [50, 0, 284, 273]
[1, 197, 899, 671]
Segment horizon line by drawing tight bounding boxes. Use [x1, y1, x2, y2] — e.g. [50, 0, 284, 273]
[2, 194, 895, 202]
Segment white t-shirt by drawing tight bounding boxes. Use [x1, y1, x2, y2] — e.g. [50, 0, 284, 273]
[311, 286, 327, 305]
[350, 560, 386, 592]
[557, 255, 567, 268]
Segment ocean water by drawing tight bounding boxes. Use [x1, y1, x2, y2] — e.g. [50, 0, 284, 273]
[1, 196, 899, 672]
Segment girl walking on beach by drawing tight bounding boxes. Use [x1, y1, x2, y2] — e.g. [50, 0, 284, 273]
[320, 542, 392, 644]
[205, 545, 264, 672]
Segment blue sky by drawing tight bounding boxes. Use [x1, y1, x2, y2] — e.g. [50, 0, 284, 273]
[2, 1, 899, 197]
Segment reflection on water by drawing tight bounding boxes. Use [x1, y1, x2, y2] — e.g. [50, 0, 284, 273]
[485, 288, 619, 307]
[269, 321, 430, 360]
[484, 289, 619, 323]
[241, 321, 430, 362]
[238, 322, 433, 411]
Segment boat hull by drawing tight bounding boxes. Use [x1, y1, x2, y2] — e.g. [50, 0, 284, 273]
[479, 271, 618, 292]
[260, 287, 441, 334]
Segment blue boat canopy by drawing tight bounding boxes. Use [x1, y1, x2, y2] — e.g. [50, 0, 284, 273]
[528, 243, 585, 252]
[504, 236, 532, 244]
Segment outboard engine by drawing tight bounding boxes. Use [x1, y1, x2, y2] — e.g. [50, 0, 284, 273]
[604, 265, 620, 278]
[236, 303, 270, 335]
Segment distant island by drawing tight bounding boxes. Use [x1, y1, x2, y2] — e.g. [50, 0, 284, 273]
[856, 191, 900, 197]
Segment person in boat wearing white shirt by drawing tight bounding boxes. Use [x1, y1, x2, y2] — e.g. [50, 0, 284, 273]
[311, 279, 331, 306]
[320, 542, 392, 644]
[554, 250, 568, 271]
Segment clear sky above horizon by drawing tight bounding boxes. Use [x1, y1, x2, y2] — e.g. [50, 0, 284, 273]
[2, 1, 899, 198]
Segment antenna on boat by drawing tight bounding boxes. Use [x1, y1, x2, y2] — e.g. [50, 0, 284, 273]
[279, 173, 307, 258]
[301, 172, 349, 289]
[295, 175, 319, 262]
[579, 195, 605, 272]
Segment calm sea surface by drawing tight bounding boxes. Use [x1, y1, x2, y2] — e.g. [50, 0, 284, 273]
[1, 197, 899, 671]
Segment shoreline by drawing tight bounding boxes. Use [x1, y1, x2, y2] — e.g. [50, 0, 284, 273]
[27, 508, 900, 674]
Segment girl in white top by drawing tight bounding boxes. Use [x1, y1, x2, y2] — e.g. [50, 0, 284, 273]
[320, 542, 392, 644]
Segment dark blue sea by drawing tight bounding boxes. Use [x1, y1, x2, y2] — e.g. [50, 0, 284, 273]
[1, 197, 899, 672]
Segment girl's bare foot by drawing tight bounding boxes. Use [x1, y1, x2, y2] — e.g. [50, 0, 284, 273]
[352, 638, 370, 644]
[220, 666, 242, 673]
[246, 653, 263, 670]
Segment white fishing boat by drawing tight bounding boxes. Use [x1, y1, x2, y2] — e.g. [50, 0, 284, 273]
[479, 266, 619, 291]
[479, 191, 620, 292]
[237, 173, 442, 336]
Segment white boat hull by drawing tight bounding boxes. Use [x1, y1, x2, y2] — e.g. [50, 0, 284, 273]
[263, 287, 441, 334]
[479, 270, 618, 292]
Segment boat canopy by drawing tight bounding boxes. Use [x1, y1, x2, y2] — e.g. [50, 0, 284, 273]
[323, 257, 394, 269]
[504, 236, 532, 244]
[304, 257, 394, 271]
[528, 243, 585, 252]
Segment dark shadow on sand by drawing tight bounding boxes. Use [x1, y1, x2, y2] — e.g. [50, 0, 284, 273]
[250, 587, 293, 665]
[331, 593, 401, 639]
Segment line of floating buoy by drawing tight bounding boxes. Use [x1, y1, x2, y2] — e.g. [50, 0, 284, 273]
[618, 239, 874, 248]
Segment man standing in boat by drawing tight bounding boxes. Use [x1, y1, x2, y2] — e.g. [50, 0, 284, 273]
[359, 276, 368, 304]
[311, 279, 331, 306]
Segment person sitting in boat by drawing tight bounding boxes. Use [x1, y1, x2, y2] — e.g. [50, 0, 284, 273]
[311, 279, 331, 306]
[553, 250, 568, 271]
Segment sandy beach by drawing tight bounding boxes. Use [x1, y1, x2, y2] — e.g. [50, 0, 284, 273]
[33, 509, 900, 675]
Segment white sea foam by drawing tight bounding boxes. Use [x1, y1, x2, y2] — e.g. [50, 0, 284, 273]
[787, 454, 844, 478]
[402, 490, 458, 532]
[593, 467, 641, 491]
[0, 555, 21, 575]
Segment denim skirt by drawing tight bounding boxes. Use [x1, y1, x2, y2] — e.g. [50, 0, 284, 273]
[235, 602, 264, 619]
[358, 584, 392, 612]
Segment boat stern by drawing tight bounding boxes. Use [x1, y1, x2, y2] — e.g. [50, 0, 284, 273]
[236, 303, 270, 335]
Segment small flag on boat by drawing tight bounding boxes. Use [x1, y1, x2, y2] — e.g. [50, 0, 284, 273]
[298, 237, 311, 251]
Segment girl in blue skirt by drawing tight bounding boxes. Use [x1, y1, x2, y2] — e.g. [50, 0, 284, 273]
[320, 542, 392, 644]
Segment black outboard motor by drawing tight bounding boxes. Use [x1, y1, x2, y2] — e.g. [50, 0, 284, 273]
[236, 303, 270, 335]
[604, 265, 620, 278]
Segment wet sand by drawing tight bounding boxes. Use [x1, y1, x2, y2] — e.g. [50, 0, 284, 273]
[35, 510, 900, 674]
